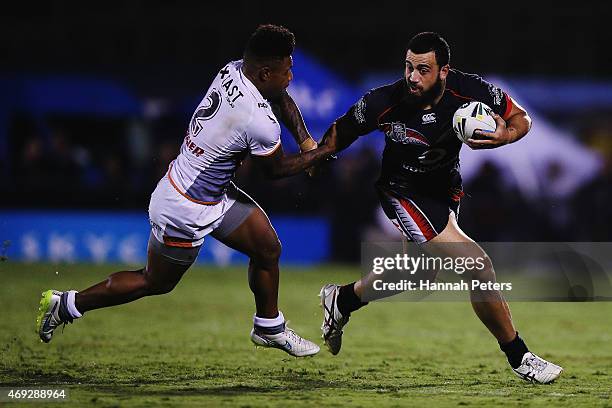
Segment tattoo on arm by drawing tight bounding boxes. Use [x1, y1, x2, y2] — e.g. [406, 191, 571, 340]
[277, 91, 311, 145]
[273, 145, 333, 178]
[255, 144, 333, 180]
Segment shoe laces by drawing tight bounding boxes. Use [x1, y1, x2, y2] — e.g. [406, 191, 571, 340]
[524, 355, 547, 372]
[51, 310, 72, 334]
[285, 326, 304, 346]
[60, 319, 74, 333]
[55, 313, 73, 333]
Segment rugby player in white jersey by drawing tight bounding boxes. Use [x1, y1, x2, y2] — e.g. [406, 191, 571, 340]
[36, 25, 338, 357]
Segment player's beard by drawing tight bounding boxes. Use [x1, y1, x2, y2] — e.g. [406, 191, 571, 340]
[418, 75, 444, 106]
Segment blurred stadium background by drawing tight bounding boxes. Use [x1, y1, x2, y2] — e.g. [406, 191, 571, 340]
[2, 2, 612, 265]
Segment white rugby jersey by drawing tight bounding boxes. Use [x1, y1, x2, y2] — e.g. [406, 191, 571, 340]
[168, 60, 281, 204]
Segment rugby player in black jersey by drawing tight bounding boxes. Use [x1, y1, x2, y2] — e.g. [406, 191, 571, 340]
[319, 32, 563, 383]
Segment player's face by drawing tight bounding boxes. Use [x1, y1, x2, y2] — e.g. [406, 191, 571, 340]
[405, 50, 447, 99]
[266, 56, 293, 98]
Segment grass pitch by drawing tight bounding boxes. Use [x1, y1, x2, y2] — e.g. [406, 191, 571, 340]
[1, 262, 611, 407]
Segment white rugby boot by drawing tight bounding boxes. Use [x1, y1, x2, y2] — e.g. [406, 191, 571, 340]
[250, 325, 320, 357]
[512, 352, 563, 384]
[320, 284, 350, 355]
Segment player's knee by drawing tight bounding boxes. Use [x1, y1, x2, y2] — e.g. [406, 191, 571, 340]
[471, 254, 495, 281]
[145, 279, 178, 296]
[253, 237, 282, 265]
[105, 268, 147, 291]
[141, 267, 179, 295]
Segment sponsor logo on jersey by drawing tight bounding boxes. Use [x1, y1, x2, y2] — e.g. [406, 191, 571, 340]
[183, 135, 205, 157]
[221, 74, 245, 108]
[353, 96, 366, 125]
[382, 122, 429, 146]
[488, 83, 504, 106]
[422, 113, 436, 124]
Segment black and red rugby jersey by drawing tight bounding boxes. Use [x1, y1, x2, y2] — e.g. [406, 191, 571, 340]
[337, 69, 514, 198]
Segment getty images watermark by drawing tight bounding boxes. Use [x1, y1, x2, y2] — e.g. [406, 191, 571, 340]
[371, 253, 512, 292]
[360, 242, 612, 302]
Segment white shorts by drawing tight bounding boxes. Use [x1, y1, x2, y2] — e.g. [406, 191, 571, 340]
[148, 174, 237, 248]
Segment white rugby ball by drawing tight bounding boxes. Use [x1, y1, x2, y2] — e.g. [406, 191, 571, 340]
[452, 101, 496, 143]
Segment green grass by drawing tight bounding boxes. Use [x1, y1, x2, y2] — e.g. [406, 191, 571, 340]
[1, 262, 611, 407]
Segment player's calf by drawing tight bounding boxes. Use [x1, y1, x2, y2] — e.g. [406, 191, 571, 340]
[244, 226, 282, 318]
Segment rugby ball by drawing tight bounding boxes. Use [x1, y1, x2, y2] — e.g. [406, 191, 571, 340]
[452, 101, 496, 143]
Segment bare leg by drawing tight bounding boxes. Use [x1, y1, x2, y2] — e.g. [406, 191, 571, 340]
[76, 206, 282, 318]
[215, 207, 281, 318]
[356, 212, 515, 343]
[75, 243, 190, 313]
[426, 213, 516, 343]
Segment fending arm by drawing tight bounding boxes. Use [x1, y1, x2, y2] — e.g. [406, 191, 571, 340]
[274, 90, 317, 152]
[252, 124, 337, 179]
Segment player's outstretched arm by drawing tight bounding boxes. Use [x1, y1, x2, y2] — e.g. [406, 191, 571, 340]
[468, 97, 532, 149]
[320, 115, 361, 153]
[274, 90, 318, 152]
[305, 116, 364, 178]
[252, 124, 337, 179]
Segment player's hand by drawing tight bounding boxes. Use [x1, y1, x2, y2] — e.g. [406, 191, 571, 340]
[307, 155, 337, 178]
[307, 123, 338, 177]
[307, 163, 320, 178]
[320, 122, 338, 153]
[467, 113, 512, 149]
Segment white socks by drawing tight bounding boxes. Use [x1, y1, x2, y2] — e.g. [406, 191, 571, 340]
[66, 290, 83, 319]
[253, 311, 284, 328]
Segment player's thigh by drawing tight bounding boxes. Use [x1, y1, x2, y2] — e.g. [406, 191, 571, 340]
[378, 189, 494, 277]
[147, 173, 223, 288]
[144, 232, 198, 292]
[426, 212, 494, 278]
[211, 187, 280, 261]
[428, 211, 472, 243]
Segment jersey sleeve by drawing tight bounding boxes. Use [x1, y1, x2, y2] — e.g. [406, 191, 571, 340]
[336, 86, 392, 136]
[246, 112, 282, 156]
[457, 73, 514, 119]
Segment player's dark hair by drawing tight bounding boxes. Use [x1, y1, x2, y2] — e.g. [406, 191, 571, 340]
[244, 24, 295, 63]
[407, 32, 451, 67]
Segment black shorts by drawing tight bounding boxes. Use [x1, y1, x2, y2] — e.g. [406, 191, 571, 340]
[377, 186, 461, 243]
